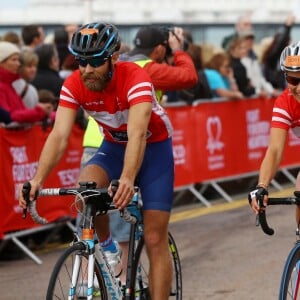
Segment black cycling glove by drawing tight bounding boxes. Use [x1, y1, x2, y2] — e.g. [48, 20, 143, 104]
[248, 186, 268, 206]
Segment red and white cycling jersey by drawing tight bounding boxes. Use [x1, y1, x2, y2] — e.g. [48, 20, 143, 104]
[59, 61, 173, 143]
[272, 88, 300, 138]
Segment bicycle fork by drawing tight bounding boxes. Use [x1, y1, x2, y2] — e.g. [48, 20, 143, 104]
[68, 251, 96, 300]
[69, 253, 82, 299]
[68, 228, 97, 300]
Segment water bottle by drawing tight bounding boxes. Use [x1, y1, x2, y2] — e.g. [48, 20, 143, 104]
[104, 241, 123, 277]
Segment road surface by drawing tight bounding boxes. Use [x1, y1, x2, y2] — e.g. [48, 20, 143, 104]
[0, 188, 297, 299]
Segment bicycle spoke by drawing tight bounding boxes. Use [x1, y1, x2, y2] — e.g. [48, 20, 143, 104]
[131, 233, 182, 300]
[46, 244, 106, 300]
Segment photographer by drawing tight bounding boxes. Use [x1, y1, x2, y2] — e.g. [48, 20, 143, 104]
[120, 25, 198, 103]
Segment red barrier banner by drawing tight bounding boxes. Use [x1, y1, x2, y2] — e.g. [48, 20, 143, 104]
[165, 98, 300, 186]
[164, 105, 198, 186]
[193, 98, 275, 181]
[0, 125, 84, 239]
[2, 98, 300, 238]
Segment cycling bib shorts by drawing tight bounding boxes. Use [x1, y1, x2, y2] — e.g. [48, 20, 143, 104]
[86, 138, 174, 212]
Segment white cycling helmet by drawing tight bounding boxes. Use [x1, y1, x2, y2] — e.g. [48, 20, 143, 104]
[280, 41, 300, 72]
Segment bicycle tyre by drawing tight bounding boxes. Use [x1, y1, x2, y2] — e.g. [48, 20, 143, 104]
[130, 232, 182, 300]
[279, 241, 300, 300]
[46, 242, 108, 300]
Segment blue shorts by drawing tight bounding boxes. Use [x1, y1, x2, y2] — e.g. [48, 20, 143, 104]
[87, 138, 174, 212]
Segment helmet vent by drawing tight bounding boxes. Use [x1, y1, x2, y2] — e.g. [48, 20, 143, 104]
[69, 22, 121, 59]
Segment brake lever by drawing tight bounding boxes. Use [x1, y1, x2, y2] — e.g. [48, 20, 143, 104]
[22, 182, 31, 219]
[257, 195, 274, 236]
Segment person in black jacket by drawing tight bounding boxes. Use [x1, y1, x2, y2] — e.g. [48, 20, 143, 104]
[32, 44, 64, 98]
[227, 36, 255, 97]
[177, 43, 213, 102]
[261, 14, 295, 91]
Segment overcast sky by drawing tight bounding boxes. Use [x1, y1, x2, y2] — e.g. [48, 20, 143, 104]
[1, 0, 28, 9]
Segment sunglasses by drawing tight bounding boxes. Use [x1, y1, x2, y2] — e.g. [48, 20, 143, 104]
[285, 74, 300, 86]
[76, 57, 108, 68]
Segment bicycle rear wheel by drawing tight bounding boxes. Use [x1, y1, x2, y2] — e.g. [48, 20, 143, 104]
[46, 242, 108, 300]
[279, 241, 300, 300]
[130, 232, 182, 300]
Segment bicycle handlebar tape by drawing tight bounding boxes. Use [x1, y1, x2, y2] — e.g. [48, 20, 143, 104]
[22, 181, 31, 219]
[28, 201, 48, 225]
[21, 181, 47, 224]
[258, 210, 274, 236]
[254, 187, 274, 235]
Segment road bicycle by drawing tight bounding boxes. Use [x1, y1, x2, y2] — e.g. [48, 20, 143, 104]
[22, 180, 182, 300]
[255, 191, 300, 300]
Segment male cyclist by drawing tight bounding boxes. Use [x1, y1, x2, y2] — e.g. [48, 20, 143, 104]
[79, 25, 198, 285]
[249, 41, 300, 225]
[18, 22, 174, 300]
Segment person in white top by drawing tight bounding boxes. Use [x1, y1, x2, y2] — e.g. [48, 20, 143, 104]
[13, 50, 39, 108]
[241, 31, 281, 98]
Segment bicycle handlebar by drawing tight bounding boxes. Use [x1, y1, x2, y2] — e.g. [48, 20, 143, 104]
[22, 181, 140, 225]
[256, 193, 300, 236]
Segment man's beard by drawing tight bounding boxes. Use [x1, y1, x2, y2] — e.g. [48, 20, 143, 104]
[82, 72, 111, 91]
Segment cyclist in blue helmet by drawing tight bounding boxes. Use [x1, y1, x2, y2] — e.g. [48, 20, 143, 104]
[69, 22, 121, 84]
[19, 22, 174, 300]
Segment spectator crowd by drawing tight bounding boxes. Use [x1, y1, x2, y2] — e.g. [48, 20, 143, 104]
[0, 13, 296, 127]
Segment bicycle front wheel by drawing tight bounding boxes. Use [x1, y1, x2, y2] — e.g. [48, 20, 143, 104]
[131, 232, 182, 300]
[279, 241, 300, 300]
[46, 243, 108, 300]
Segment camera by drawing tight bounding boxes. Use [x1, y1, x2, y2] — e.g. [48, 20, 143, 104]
[160, 26, 190, 54]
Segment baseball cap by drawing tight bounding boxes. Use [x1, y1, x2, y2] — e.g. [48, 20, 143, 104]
[134, 26, 167, 49]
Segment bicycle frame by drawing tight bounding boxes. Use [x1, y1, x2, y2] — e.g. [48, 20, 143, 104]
[125, 214, 143, 298]
[70, 208, 142, 300]
[68, 228, 123, 299]
[22, 181, 182, 300]
[70, 184, 139, 300]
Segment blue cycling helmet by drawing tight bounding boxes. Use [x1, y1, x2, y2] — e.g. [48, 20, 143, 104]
[280, 41, 300, 72]
[69, 22, 121, 59]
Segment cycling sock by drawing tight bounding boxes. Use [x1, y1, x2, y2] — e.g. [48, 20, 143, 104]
[100, 233, 117, 252]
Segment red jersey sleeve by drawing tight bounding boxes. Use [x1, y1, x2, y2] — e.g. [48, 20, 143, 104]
[59, 71, 82, 110]
[271, 89, 295, 131]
